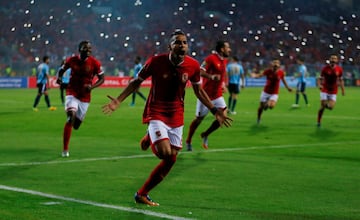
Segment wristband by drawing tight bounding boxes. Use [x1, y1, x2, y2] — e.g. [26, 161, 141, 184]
[210, 107, 218, 115]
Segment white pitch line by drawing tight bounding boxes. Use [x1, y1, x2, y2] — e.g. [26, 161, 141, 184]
[0, 185, 193, 220]
[1, 141, 359, 167]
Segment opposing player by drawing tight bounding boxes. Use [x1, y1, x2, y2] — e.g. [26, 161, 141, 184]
[292, 57, 309, 108]
[251, 58, 292, 124]
[58, 60, 71, 105]
[226, 56, 245, 115]
[32, 55, 57, 111]
[130, 56, 147, 106]
[317, 55, 345, 127]
[102, 30, 232, 206]
[185, 40, 231, 151]
[56, 40, 105, 157]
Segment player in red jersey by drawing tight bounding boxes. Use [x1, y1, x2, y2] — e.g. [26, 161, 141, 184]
[102, 30, 232, 206]
[185, 40, 231, 151]
[251, 59, 292, 124]
[317, 55, 345, 127]
[56, 40, 105, 157]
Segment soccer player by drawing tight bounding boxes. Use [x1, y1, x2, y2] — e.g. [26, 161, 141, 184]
[56, 40, 105, 157]
[226, 56, 245, 115]
[32, 55, 57, 112]
[185, 40, 231, 151]
[58, 60, 71, 106]
[102, 30, 232, 206]
[292, 57, 309, 108]
[129, 56, 147, 106]
[317, 55, 345, 127]
[250, 58, 293, 124]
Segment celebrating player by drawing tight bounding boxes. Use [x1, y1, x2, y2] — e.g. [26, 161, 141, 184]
[56, 40, 105, 157]
[185, 40, 231, 151]
[251, 58, 293, 124]
[317, 54, 345, 127]
[102, 30, 232, 206]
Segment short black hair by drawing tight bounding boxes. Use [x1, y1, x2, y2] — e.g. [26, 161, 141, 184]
[78, 40, 90, 51]
[297, 56, 304, 62]
[215, 40, 227, 53]
[43, 55, 49, 62]
[232, 56, 239, 62]
[135, 56, 141, 62]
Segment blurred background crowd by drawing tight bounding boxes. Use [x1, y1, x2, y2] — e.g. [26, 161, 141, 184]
[0, 0, 359, 83]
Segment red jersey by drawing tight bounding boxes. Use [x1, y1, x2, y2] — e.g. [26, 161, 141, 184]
[262, 68, 285, 94]
[139, 53, 201, 127]
[200, 53, 227, 100]
[64, 55, 103, 102]
[320, 64, 343, 94]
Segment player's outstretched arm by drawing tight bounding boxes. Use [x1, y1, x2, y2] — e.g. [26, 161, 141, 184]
[102, 78, 142, 115]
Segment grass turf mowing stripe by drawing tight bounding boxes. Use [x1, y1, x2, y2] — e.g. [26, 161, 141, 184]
[0, 184, 193, 220]
[1, 141, 359, 167]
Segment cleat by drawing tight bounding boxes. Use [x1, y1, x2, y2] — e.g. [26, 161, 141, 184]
[33, 108, 39, 112]
[134, 193, 159, 206]
[200, 133, 208, 149]
[291, 104, 299, 108]
[257, 119, 261, 125]
[317, 122, 321, 128]
[140, 134, 150, 151]
[62, 151, 69, 157]
[186, 142, 192, 151]
[49, 106, 57, 111]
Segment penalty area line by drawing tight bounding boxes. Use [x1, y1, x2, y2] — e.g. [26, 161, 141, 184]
[0, 184, 193, 220]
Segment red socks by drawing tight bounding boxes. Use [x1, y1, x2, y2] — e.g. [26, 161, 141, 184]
[138, 155, 177, 195]
[63, 122, 72, 151]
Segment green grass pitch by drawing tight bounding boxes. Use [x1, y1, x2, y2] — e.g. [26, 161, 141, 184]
[0, 87, 359, 220]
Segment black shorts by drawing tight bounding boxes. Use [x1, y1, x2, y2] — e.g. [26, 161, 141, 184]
[37, 83, 47, 93]
[228, 83, 240, 94]
[60, 83, 68, 90]
[296, 82, 306, 92]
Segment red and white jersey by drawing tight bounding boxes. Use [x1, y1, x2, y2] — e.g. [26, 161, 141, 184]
[320, 64, 343, 94]
[139, 53, 201, 127]
[64, 55, 103, 102]
[262, 68, 285, 95]
[200, 53, 227, 100]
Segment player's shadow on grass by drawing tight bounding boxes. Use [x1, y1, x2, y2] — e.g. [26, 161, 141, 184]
[309, 127, 338, 140]
[246, 124, 269, 135]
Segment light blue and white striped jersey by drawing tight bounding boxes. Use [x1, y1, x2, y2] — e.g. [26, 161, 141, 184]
[36, 63, 49, 84]
[134, 63, 142, 77]
[296, 64, 307, 83]
[226, 62, 244, 85]
[62, 68, 71, 84]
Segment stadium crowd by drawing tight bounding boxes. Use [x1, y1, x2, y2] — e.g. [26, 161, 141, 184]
[0, 0, 359, 79]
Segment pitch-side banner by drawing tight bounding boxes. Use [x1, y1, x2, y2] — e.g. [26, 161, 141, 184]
[0, 77, 27, 88]
[0, 76, 317, 88]
[27, 76, 152, 88]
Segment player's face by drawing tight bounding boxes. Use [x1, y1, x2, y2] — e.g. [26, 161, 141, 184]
[329, 55, 338, 66]
[79, 43, 92, 59]
[169, 34, 188, 63]
[221, 42, 231, 58]
[272, 60, 280, 70]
